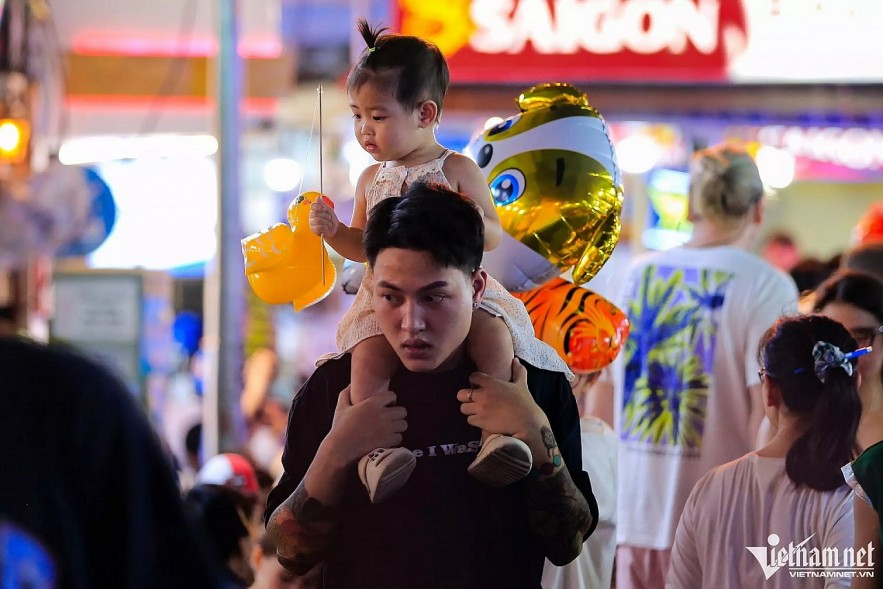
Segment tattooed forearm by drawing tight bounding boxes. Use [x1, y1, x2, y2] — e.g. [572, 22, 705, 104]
[539, 426, 562, 473]
[525, 427, 593, 566]
[267, 479, 338, 575]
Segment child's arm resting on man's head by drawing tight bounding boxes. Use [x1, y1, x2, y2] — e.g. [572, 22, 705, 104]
[446, 153, 503, 251]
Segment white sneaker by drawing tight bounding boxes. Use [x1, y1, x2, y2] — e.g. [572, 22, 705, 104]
[358, 447, 416, 503]
[467, 434, 533, 487]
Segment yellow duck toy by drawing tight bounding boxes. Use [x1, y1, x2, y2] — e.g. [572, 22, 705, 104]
[241, 192, 336, 311]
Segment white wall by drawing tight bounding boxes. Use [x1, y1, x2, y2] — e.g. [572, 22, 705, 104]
[762, 182, 883, 261]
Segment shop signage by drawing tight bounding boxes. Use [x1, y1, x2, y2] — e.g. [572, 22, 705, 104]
[395, 0, 883, 83]
[758, 125, 883, 171]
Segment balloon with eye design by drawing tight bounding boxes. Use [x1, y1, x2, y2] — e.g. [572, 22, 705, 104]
[242, 192, 336, 311]
[465, 82, 623, 291]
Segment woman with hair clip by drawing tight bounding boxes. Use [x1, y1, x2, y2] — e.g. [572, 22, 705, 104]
[606, 144, 799, 587]
[667, 314, 863, 588]
[813, 269, 883, 450]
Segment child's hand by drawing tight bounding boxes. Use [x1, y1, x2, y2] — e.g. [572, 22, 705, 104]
[309, 197, 339, 238]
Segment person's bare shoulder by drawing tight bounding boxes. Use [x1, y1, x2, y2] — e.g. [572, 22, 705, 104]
[356, 162, 383, 192]
[442, 152, 482, 187]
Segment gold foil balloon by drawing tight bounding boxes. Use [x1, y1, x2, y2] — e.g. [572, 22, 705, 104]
[242, 191, 336, 311]
[512, 277, 630, 373]
[466, 82, 622, 287]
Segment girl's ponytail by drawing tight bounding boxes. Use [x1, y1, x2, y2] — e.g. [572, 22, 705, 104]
[760, 315, 862, 491]
[785, 364, 861, 490]
[356, 18, 387, 52]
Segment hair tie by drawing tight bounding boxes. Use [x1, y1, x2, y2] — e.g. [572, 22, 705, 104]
[368, 46, 376, 54]
[800, 341, 870, 383]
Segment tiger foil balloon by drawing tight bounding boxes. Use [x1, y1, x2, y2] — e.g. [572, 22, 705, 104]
[512, 277, 630, 373]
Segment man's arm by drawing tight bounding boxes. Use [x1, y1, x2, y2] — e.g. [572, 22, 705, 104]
[458, 359, 594, 565]
[266, 442, 348, 574]
[521, 424, 595, 565]
[266, 387, 407, 575]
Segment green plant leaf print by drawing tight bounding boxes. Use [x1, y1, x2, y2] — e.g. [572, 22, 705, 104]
[622, 264, 734, 451]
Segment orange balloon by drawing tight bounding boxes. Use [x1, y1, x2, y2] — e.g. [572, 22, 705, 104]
[512, 277, 629, 373]
[852, 201, 883, 247]
[242, 191, 336, 311]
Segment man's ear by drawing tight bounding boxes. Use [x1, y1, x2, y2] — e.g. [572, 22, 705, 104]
[471, 267, 488, 305]
[417, 100, 438, 128]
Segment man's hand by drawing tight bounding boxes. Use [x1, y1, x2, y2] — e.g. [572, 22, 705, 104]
[324, 386, 408, 468]
[309, 197, 339, 238]
[456, 358, 547, 442]
[268, 385, 408, 575]
[458, 358, 594, 565]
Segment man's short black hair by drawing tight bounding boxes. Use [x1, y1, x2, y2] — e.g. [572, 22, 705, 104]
[364, 181, 484, 275]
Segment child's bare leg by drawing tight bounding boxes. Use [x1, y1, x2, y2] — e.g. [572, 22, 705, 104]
[467, 310, 514, 383]
[466, 309, 533, 487]
[467, 311, 514, 444]
[349, 335, 400, 404]
[350, 335, 416, 503]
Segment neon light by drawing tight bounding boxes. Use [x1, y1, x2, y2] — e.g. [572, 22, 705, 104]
[64, 95, 278, 116]
[71, 33, 282, 59]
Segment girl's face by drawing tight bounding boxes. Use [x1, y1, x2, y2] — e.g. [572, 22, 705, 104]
[818, 300, 883, 389]
[349, 82, 422, 164]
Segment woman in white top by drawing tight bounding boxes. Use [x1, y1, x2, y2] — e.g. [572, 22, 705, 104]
[668, 314, 863, 589]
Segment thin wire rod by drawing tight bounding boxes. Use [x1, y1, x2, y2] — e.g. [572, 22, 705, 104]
[318, 84, 326, 286]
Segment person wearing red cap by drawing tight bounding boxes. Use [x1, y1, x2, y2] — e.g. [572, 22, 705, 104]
[198, 453, 261, 497]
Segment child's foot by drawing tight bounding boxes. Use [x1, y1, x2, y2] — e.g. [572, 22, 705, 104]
[467, 434, 533, 487]
[358, 447, 417, 503]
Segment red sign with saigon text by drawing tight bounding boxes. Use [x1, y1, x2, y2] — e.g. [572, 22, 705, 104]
[394, 0, 748, 84]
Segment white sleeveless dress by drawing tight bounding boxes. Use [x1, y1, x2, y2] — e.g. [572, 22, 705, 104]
[334, 150, 572, 379]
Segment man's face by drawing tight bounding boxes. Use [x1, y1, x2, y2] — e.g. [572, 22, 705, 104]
[372, 247, 485, 373]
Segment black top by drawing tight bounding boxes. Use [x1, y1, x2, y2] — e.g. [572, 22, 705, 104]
[0, 338, 222, 588]
[265, 355, 598, 589]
